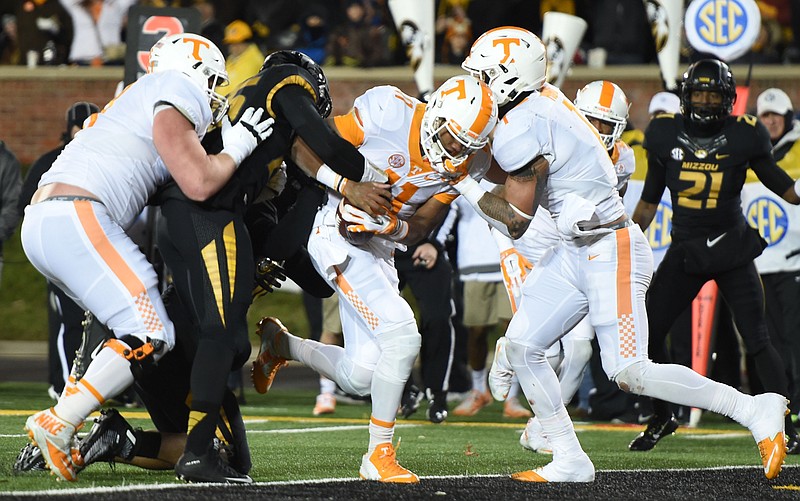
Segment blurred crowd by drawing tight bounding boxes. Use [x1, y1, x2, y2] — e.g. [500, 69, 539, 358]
[3, 0, 800, 69]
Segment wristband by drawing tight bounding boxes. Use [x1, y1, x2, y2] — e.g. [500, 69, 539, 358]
[316, 164, 347, 194]
[453, 175, 484, 205]
[388, 219, 409, 241]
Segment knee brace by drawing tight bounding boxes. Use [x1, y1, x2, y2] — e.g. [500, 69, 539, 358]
[108, 335, 169, 380]
[374, 321, 422, 386]
[335, 356, 374, 396]
[612, 359, 648, 395]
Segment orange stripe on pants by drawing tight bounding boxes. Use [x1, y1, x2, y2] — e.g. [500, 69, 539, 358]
[73, 201, 145, 298]
[615, 228, 636, 358]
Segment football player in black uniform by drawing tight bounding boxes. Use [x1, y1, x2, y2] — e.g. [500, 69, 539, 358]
[155, 50, 391, 483]
[631, 59, 800, 453]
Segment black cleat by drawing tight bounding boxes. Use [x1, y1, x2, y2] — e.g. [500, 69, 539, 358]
[13, 442, 48, 473]
[399, 384, 422, 419]
[176, 447, 253, 484]
[79, 408, 138, 467]
[629, 415, 680, 451]
[426, 389, 448, 424]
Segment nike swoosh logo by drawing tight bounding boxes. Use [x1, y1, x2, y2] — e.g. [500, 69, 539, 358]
[706, 233, 726, 247]
[716, 153, 729, 159]
[765, 443, 778, 474]
[588, 255, 599, 260]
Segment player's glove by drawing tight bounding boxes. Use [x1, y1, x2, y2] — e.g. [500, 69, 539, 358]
[339, 199, 408, 241]
[253, 257, 286, 298]
[221, 107, 274, 166]
[499, 246, 533, 314]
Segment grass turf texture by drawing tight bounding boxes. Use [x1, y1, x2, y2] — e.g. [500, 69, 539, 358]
[1, 382, 799, 499]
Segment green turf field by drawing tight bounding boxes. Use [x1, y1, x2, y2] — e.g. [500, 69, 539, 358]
[1, 381, 797, 494]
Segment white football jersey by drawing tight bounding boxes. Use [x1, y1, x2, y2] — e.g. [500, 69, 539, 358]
[492, 83, 626, 227]
[40, 70, 212, 229]
[511, 138, 635, 263]
[330, 85, 491, 220]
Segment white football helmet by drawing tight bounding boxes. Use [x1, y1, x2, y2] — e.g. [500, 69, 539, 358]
[574, 80, 630, 150]
[148, 33, 230, 124]
[421, 75, 498, 176]
[462, 26, 547, 107]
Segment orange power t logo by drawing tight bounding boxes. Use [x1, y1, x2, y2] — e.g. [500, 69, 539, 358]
[441, 78, 467, 99]
[182, 37, 209, 60]
[493, 38, 520, 63]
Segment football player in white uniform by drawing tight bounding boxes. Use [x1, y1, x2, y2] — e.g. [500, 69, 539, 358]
[496, 80, 636, 454]
[455, 26, 788, 482]
[20, 33, 273, 482]
[251, 74, 497, 483]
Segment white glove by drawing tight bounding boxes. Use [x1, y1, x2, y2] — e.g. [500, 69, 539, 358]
[220, 107, 274, 166]
[360, 159, 388, 183]
[339, 200, 408, 241]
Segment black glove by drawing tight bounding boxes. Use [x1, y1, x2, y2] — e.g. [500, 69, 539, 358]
[253, 257, 287, 298]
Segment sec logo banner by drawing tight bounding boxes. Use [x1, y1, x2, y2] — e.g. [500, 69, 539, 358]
[746, 196, 789, 247]
[684, 0, 760, 61]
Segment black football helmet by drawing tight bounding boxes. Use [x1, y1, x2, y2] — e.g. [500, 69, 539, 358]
[261, 50, 332, 118]
[680, 59, 736, 125]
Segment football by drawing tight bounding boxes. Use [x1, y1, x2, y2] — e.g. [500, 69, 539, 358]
[336, 200, 374, 246]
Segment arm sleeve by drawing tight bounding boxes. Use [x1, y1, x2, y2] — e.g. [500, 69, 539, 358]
[639, 149, 668, 204]
[273, 85, 366, 181]
[639, 119, 670, 204]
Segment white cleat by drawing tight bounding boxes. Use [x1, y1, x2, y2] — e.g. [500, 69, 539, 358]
[747, 392, 789, 479]
[488, 336, 514, 401]
[24, 408, 79, 482]
[520, 417, 553, 454]
[511, 452, 595, 482]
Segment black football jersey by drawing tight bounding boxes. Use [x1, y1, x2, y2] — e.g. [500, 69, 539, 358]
[207, 64, 322, 211]
[641, 113, 793, 241]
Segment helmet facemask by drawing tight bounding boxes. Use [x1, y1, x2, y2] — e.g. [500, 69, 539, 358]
[148, 33, 230, 125]
[202, 64, 230, 124]
[421, 75, 498, 176]
[574, 80, 630, 150]
[680, 59, 736, 126]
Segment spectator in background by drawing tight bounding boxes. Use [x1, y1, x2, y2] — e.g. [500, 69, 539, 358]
[579, 0, 656, 65]
[243, 0, 297, 52]
[747, 88, 800, 426]
[0, 14, 19, 64]
[0, 139, 21, 289]
[17, 101, 100, 399]
[61, 0, 136, 66]
[194, 0, 224, 51]
[325, 0, 388, 67]
[12, 0, 73, 66]
[222, 19, 263, 95]
[436, 4, 471, 65]
[294, 4, 329, 64]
